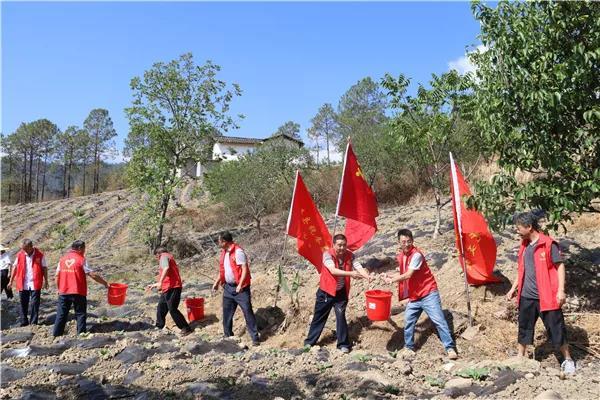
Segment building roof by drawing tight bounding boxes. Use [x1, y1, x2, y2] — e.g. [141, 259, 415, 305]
[215, 135, 262, 145]
[263, 133, 304, 146]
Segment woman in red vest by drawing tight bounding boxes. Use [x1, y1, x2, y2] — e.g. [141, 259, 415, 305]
[304, 233, 370, 354]
[384, 229, 458, 360]
[212, 231, 259, 345]
[53, 240, 109, 336]
[506, 212, 575, 374]
[9, 239, 48, 326]
[146, 246, 192, 336]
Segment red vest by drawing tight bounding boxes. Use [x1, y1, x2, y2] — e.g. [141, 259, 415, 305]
[218, 243, 251, 288]
[58, 250, 88, 296]
[517, 233, 561, 311]
[158, 252, 182, 292]
[14, 248, 45, 291]
[397, 246, 438, 301]
[319, 248, 352, 297]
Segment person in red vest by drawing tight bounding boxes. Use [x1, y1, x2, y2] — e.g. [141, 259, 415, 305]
[8, 239, 49, 326]
[146, 246, 192, 336]
[212, 231, 259, 345]
[53, 240, 109, 336]
[384, 229, 458, 360]
[506, 212, 575, 374]
[304, 233, 370, 353]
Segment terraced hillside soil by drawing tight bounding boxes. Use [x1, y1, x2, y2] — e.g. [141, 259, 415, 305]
[1, 189, 599, 399]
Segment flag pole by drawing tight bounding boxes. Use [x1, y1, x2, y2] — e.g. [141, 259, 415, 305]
[333, 140, 350, 235]
[449, 152, 473, 327]
[275, 171, 299, 307]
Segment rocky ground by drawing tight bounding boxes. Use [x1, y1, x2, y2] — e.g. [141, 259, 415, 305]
[1, 186, 599, 399]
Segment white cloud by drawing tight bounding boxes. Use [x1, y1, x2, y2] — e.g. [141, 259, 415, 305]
[448, 45, 487, 75]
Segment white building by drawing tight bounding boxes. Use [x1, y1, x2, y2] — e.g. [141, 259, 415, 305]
[178, 133, 304, 178]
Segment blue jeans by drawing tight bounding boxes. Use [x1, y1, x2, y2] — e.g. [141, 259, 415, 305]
[404, 290, 455, 351]
[53, 294, 87, 336]
[222, 284, 259, 343]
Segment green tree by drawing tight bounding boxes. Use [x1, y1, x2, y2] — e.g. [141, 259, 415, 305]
[337, 77, 390, 187]
[383, 70, 479, 237]
[28, 119, 59, 201]
[125, 53, 242, 249]
[58, 126, 86, 198]
[83, 109, 117, 194]
[272, 121, 301, 140]
[308, 103, 339, 166]
[204, 143, 310, 232]
[467, 1, 600, 230]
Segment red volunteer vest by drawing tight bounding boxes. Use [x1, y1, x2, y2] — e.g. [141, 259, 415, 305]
[397, 246, 438, 301]
[14, 248, 45, 291]
[58, 250, 88, 296]
[517, 233, 561, 311]
[319, 248, 352, 297]
[158, 252, 183, 293]
[218, 243, 251, 289]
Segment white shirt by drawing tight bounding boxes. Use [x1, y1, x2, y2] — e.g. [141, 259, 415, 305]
[0, 253, 12, 271]
[13, 252, 48, 290]
[224, 247, 247, 284]
[323, 252, 364, 291]
[401, 252, 423, 271]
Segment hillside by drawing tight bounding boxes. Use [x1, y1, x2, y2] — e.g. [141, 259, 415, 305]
[1, 187, 599, 399]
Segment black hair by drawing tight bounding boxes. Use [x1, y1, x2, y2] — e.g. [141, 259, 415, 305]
[22, 238, 33, 247]
[332, 233, 347, 243]
[514, 212, 540, 231]
[71, 240, 86, 251]
[219, 231, 233, 243]
[397, 229, 414, 241]
[153, 246, 167, 255]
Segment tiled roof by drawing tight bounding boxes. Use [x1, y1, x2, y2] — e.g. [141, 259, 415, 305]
[216, 136, 262, 145]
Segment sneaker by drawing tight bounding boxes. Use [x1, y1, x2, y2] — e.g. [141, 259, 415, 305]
[561, 358, 576, 375]
[400, 347, 416, 359]
[447, 349, 458, 360]
[339, 346, 350, 354]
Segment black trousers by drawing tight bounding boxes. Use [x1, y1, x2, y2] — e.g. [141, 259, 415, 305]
[53, 294, 87, 336]
[1, 270, 13, 298]
[156, 287, 191, 331]
[518, 296, 567, 347]
[222, 283, 259, 342]
[19, 289, 41, 326]
[304, 288, 350, 349]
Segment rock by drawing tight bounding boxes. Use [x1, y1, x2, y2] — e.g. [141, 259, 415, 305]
[0, 365, 26, 387]
[442, 362, 456, 372]
[0, 331, 34, 343]
[461, 325, 481, 341]
[45, 358, 98, 375]
[502, 356, 541, 372]
[444, 377, 473, 398]
[115, 346, 152, 365]
[76, 336, 116, 349]
[534, 390, 563, 400]
[525, 373, 535, 379]
[123, 369, 143, 385]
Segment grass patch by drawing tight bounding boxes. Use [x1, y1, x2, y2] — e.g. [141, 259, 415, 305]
[456, 367, 490, 381]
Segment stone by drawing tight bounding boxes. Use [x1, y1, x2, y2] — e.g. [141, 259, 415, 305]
[534, 390, 563, 400]
[0, 365, 26, 387]
[0, 331, 34, 343]
[442, 362, 456, 372]
[115, 346, 152, 365]
[461, 325, 481, 341]
[444, 377, 473, 398]
[45, 358, 97, 375]
[502, 356, 541, 372]
[525, 373, 535, 379]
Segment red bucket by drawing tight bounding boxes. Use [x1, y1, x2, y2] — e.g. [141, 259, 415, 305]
[107, 283, 128, 306]
[365, 289, 392, 321]
[185, 297, 204, 322]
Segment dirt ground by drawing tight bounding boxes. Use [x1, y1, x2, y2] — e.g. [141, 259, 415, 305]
[1, 189, 599, 399]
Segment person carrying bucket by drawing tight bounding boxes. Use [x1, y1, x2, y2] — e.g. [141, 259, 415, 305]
[383, 229, 458, 360]
[212, 231, 259, 346]
[304, 233, 370, 354]
[146, 247, 193, 336]
[53, 240, 109, 337]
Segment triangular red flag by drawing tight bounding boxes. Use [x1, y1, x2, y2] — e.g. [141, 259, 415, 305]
[286, 171, 332, 272]
[337, 141, 379, 251]
[450, 153, 501, 285]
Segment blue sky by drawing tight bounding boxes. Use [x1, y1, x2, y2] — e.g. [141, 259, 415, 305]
[2, 2, 480, 162]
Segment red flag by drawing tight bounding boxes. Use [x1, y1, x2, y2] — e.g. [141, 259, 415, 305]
[450, 153, 501, 285]
[286, 171, 332, 272]
[337, 141, 379, 251]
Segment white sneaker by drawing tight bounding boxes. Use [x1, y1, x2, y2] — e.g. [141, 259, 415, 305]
[447, 349, 458, 360]
[561, 359, 576, 375]
[339, 346, 350, 354]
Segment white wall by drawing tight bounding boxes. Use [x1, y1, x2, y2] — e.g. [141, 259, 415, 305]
[212, 142, 257, 161]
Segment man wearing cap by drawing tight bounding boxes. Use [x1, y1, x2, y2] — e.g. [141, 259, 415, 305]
[146, 246, 192, 336]
[53, 240, 109, 336]
[9, 239, 48, 326]
[212, 231, 259, 345]
[0, 244, 14, 299]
